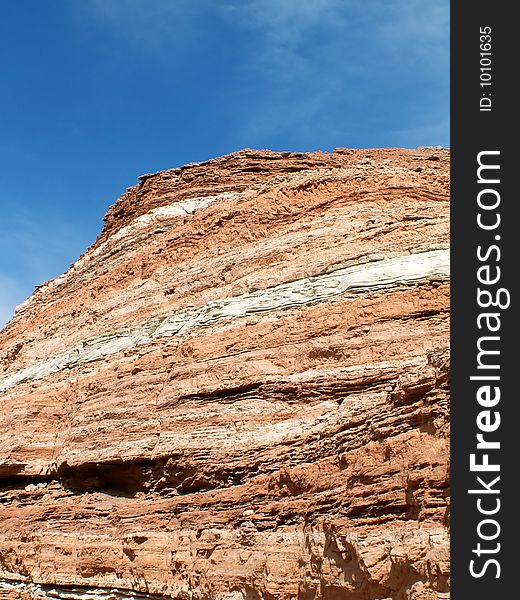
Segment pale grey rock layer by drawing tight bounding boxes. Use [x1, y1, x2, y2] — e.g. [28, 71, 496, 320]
[0, 249, 448, 394]
[0, 579, 165, 599]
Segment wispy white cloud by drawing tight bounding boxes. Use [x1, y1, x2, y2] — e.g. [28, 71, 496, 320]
[82, 0, 210, 51]
[376, 1, 449, 71]
[79, 0, 449, 148]
[216, 0, 449, 147]
[221, 0, 344, 42]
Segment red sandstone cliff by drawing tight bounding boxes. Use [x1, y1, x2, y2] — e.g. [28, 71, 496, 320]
[0, 148, 450, 600]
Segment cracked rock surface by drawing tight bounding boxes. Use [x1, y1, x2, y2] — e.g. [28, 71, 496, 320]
[0, 148, 450, 599]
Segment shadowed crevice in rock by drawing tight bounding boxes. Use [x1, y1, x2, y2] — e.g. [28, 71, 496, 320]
[53, 457, 222, 497]
[47, 457, 267, 498]
[0, 474, 53, 494]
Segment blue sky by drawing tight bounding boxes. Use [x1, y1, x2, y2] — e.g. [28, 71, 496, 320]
[0, 0, 449, 326]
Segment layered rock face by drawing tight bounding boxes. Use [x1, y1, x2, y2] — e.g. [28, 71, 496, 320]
[0, 148, 450, 600]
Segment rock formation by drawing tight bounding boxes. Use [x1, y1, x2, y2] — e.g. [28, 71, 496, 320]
[0, 148, 450, 600]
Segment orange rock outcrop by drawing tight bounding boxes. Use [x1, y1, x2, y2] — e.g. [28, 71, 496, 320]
[0, 148, 450, 599]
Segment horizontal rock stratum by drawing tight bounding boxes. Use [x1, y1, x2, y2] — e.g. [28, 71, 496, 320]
[0, 148, 450, 600]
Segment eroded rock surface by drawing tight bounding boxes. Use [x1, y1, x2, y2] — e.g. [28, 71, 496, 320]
[0, 148, 450, 599]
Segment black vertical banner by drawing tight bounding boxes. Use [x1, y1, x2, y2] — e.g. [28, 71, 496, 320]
[451, 1, 515, 598]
